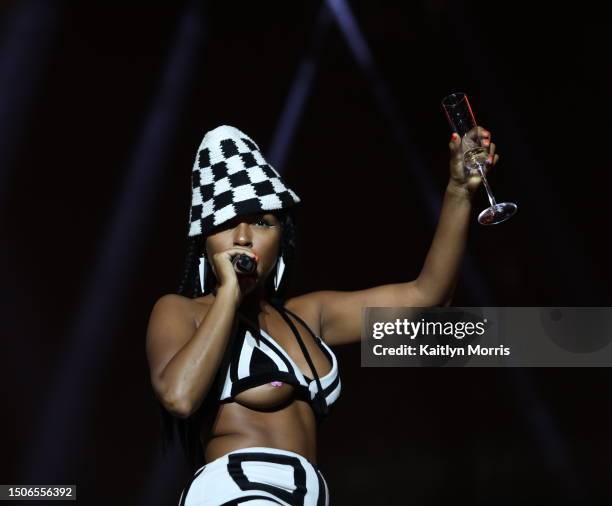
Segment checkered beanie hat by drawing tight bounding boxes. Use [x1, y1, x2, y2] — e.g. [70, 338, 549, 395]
[188, 125, 301, 238]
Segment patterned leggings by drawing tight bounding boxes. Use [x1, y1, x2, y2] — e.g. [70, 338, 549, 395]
[178, 447, 330, 506]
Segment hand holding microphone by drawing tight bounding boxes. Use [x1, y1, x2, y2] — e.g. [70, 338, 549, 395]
[232, 253, 257, 274]
[211, 248, 259, 297]
[210, 248, 258, 305]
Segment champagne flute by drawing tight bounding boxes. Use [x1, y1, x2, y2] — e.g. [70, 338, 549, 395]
[442, 92, 517, 225]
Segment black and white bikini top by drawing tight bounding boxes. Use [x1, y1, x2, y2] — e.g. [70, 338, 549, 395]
[213, 301, 341, 422]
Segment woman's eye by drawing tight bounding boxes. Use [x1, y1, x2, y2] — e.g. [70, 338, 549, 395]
[254, 218, 271, 227]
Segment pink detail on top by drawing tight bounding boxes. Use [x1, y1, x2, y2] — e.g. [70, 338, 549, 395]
[270, 381, 284, 388]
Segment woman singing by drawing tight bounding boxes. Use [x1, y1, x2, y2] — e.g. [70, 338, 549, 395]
[146, 125, 498, 505]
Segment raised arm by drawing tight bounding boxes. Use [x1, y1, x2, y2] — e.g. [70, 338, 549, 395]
[306, 280, 430, 346]
[419, 126, 498, 305]
[308, 127, 499, 346]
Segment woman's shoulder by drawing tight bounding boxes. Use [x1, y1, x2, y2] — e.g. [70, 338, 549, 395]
[185, 293, 215, 326]
[151, 293, 211, 327]
[153, 292, 211, 309]
[284, 292, 324, 337]
[157, 292, 214, 307]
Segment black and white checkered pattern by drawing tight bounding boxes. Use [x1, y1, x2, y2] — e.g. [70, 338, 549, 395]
[188, 125, 301, 237]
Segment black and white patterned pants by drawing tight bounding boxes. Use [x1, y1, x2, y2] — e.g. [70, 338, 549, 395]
[178, 447, 330, 506]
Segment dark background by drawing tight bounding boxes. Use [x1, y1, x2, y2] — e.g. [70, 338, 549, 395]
[2, 1, 611, 505]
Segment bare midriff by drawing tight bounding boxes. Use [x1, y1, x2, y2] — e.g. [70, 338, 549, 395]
[201, 387, 318, 464]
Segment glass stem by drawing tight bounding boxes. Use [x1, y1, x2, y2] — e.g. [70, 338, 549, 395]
[476, 163, 497, 207]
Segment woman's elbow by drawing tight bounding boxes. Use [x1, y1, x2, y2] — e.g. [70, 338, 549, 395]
[164, 392, 193, 419]
[152, 378, 193, 419]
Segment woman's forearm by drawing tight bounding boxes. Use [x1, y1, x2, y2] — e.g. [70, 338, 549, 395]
[162, 286, 238, 417]
[416, 181, 473, 306]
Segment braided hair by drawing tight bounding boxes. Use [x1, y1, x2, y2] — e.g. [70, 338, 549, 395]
[157, 208, 298, 471]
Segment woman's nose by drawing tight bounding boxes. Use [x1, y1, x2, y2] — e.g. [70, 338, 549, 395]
[233, 222, 253, 246]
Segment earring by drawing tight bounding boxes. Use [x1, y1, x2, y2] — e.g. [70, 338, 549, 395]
[274, 255, 285, 292]
[198, 255, 207, 293]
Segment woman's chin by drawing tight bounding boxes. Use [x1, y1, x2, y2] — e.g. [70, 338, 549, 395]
[238, 274, 258, 290]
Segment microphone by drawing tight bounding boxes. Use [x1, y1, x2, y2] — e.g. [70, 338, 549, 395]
[232, 253, 257, 274]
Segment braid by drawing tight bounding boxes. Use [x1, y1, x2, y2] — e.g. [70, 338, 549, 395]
[178, 236, 203, 298]
[279, 208, 297, 261]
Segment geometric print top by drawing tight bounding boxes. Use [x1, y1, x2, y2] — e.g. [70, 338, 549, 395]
[216, 303, 341, 423]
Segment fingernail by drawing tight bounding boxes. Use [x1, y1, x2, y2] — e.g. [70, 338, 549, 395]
[451, 133, 458, 141]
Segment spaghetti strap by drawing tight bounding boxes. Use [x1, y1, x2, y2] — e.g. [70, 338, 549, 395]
[269, 301, 330, 417]
[281, 305, 322, 343]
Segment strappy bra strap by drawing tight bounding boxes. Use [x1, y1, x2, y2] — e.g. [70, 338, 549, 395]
[269, 301, 329, 416]
[280, 305, 322, 343]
